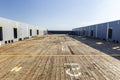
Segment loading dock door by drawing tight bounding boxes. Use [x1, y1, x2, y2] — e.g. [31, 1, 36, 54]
[0, 27, 3, 41]
[37, 30, 39, 35]
[83, 30, 86, 36]
[108, 28, 112, 39]
[13, 28, 17, 38]
[30, 29, 32, 36]
[90, 30, 94, 37]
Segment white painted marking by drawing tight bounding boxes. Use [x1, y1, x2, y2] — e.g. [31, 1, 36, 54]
[61, 41, 65, 51]
[96, 42, 103, 45]
[64, 63, 81, 77]
[66, 69, 81, 77]
[11, 66, 22, 72]
[62, 47, 64, 51]
[64, 63, 79, 65]
[112, 46, 119, 49]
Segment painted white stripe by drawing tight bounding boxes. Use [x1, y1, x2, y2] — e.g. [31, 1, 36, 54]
[11, 66, 22, 72]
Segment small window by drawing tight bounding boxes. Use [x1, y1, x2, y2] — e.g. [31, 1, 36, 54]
[8, 40, 11, 43]
[5, 41, 7, 44]
[11, 40, 13, 43]
[19, 38, 22, 41]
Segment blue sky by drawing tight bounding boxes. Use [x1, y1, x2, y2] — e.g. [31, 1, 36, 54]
[0, 0, 120, 30]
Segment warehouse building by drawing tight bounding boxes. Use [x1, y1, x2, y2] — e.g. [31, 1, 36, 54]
[72, 28, 80, 36]
[0, 17, 47, 45]
[73, 20, 120, 43]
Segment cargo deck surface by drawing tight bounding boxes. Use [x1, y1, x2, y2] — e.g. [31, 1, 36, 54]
[0, 35, 120, 80]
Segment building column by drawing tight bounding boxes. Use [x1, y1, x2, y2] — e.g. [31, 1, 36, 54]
[106, 23, 109, 41]
[96, 25, 98, 38]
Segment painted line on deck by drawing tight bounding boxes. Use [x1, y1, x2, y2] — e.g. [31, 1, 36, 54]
[0, 54, 120, 56]
[11, 66, 22, 72]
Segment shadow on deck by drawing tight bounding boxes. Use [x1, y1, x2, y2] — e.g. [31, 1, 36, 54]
[69, 35, 120, 60]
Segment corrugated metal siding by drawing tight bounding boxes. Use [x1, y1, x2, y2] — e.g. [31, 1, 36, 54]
[72, 20, 120, 43]
[97, 23, 107, 40]
[0, 17, 45, 45]
[86, 26, 89, 37]
[109, 20, 120, 42]
[0, 18, 15, 44]
[89, 25, 97, 38]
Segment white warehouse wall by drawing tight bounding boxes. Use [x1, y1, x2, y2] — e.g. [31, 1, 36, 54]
[0, 17, 47, 45]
